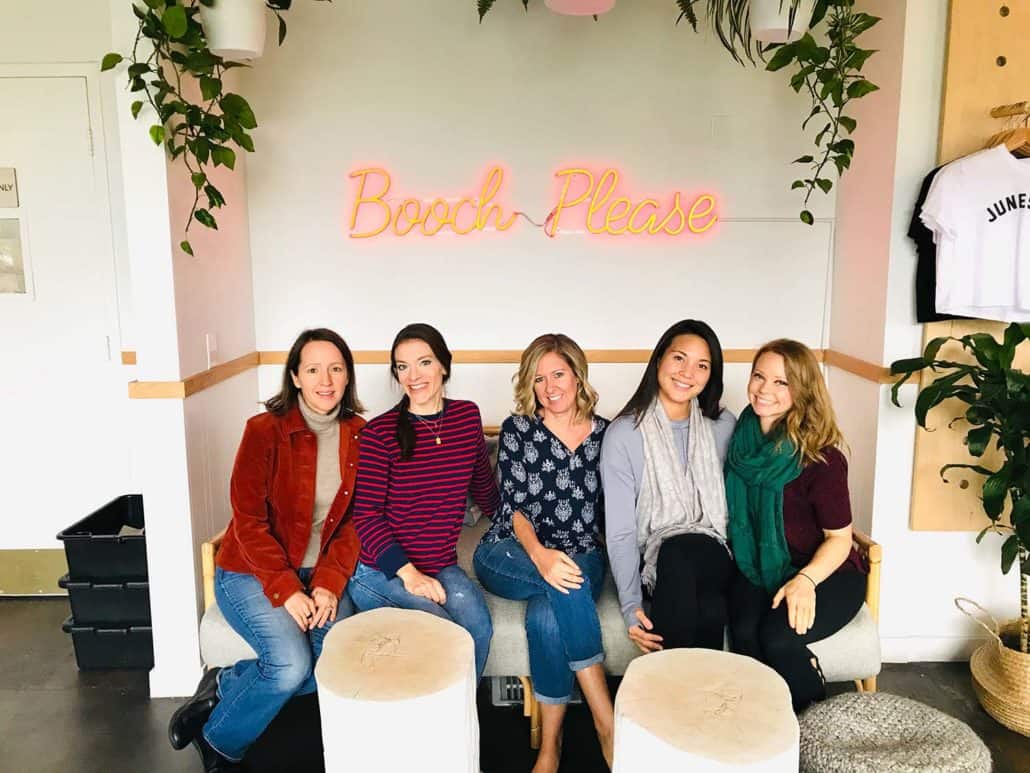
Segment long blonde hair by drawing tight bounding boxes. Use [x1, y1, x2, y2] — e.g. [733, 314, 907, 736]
[513, 334, 598, 422]
[753, 339, 846, 465]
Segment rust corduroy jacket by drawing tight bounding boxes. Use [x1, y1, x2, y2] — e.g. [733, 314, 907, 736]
[216, 405, 365, 606]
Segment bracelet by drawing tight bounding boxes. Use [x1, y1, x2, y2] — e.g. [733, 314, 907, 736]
[797, 571, 817, 588]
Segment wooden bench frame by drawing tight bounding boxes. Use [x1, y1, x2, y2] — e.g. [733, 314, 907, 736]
[201, 527, 881, 749]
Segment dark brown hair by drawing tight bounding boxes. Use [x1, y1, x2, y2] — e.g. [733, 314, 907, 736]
[618, 319, 725, 424]
[264, 328, 364, 419]
[390, 323, 452, 461]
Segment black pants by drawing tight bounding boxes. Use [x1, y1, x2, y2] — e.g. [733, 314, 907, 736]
[648, 533, 734, 650]
[728, 569, 866, 712]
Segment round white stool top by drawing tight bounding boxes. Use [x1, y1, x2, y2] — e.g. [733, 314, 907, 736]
[315, 607, 474, 701]
[616, 649, 798, 766]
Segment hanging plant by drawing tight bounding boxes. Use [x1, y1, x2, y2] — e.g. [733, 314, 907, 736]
[764, 1, 879, 224]
[101, 0, 318, 256]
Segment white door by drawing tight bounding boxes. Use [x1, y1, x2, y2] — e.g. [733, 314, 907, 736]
[0, 73, 131, 550]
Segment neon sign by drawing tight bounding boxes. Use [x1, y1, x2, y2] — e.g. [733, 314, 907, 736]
[347, 166, 718, 238]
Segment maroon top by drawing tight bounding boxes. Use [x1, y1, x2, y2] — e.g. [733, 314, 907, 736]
[782, 447, 866, 575]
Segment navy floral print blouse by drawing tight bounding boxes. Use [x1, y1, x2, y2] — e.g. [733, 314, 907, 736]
[483, 413, 609, 555]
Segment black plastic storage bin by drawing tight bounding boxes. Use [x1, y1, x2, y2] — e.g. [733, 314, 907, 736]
[56, 495, 147, 580]
[61, 617, 154, 670]
[58, 575, 151, 625]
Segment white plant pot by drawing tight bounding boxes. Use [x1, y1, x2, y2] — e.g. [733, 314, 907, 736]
[200, 0, 267, 61]
[749, 0, 816, 44]
[545, 0, 616, 16]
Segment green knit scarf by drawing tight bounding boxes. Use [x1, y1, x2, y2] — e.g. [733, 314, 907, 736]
[725, 406, 803, 594]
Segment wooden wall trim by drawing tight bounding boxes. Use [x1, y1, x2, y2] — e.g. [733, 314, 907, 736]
[121, 351, 137, 365]
[127, 352, 259, 400]
[127, 347, 892, 399]
[822, 349, 893, 384]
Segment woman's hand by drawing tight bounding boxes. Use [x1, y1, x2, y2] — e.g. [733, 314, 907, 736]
[627, 608, 663, 653]
[772, 573, 817, 635]
[397, 564, 447, 604]
[283, 590, 317, 631]
[310, 586, 339, 628]
[531, 547, 583, 594]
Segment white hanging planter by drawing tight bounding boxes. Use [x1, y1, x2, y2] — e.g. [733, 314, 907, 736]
[200, 0, 268, 61]
[749, 0, 816, 43]
[545, 0, 616, 17]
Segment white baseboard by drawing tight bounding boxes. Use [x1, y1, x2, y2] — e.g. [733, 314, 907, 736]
[149, 661, 204, 699]
[880, 635, 990, 663]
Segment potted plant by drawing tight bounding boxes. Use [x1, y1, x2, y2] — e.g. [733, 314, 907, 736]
[200, 0, 268, 61]
[891, 324, 1030, 736]
[101, 0, 317, 255]
[545, 0, 616, 16]
[750, 0, 816, 43]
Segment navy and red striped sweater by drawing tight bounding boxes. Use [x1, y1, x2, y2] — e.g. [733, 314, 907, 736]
[354, 399, 499, 577]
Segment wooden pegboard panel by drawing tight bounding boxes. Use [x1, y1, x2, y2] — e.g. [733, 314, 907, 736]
[911, 0, 1029, 530]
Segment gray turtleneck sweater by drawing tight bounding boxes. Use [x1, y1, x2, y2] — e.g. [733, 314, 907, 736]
[298, 397, 343, 569]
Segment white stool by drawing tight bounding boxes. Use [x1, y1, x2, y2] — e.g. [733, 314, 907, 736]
[614, 649, 799, 771]
[315, 608, 479, 773]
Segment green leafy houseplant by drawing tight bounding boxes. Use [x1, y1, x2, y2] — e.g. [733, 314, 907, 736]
[891, 323, 1030, 654]
[102, 1, 310, 256]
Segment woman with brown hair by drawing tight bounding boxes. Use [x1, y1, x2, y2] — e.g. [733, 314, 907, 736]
[726, 339, 867, 712]
[168, 328, 365, 772]
[473, 333, 614, 771]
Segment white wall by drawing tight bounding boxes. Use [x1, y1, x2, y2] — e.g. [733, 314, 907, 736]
[869, 0, 1020, 661]
[243, 0, 837, 384]
[0, 1, 134, 551]
[102, 1, 259, 696]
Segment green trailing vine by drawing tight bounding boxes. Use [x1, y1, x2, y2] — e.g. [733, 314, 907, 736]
[102, 1, 316, 256]
[765, 1, 879, 224]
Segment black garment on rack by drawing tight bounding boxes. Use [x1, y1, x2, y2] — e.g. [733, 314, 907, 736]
[908, 165, 970, 323]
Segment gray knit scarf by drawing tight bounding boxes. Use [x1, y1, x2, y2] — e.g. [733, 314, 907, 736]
[636, 397, 729, 591]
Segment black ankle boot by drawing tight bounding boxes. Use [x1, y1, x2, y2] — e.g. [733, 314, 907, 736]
[168, 667, 222, 750]
[192, 733, 241, 772]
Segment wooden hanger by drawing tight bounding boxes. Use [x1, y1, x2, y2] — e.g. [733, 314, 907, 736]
[987, 102, 1030, 158]
[985, 127, 1030, 158]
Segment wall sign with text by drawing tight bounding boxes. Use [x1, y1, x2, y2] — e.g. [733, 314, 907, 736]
[0, 168, 19, 208]
[346, 166, 718, 239]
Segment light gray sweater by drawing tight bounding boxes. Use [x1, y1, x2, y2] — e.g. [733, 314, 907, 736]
[298, 397, 342, 569]
[600, 407, 736, 629]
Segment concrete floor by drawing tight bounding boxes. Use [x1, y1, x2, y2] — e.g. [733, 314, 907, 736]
[1, 598, 1027, 772]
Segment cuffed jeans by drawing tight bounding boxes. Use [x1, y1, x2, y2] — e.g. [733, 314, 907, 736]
[346, 561, 493, 681]
[203, 566, 352, 762]
[473, 539, 605, 704]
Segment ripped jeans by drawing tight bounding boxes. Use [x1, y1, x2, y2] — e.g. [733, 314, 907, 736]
[347, 561, 493, 681]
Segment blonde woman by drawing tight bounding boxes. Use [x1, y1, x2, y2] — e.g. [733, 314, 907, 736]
[473, 334, 614, 772]
[726, 339, 867, 712]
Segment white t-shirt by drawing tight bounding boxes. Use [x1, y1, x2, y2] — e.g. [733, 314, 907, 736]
[920, 145, 1030, 321]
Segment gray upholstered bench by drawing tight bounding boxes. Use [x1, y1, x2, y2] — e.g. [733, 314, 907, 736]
[198, 517, 882, 748]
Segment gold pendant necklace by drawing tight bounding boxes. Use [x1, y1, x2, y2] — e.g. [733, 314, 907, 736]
[413, 412, 444, 446]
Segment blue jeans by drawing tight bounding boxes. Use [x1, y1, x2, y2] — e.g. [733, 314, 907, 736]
[347, 562, 493, 681]
[473, 539, 605, 704]
[203, 567, 353, 761]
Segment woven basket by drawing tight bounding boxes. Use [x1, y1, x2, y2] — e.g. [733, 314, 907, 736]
[956, 598, 1030, 737]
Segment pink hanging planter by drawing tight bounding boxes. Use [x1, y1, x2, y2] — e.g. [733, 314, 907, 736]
[545, 0, 616, 16]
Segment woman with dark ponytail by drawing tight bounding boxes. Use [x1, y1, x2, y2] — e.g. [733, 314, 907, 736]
[348, 323, 498, 680]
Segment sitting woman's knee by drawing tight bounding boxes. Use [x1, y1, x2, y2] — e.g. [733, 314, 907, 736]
[757, 618, 803, 662]
[259, 651, 313, 693]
